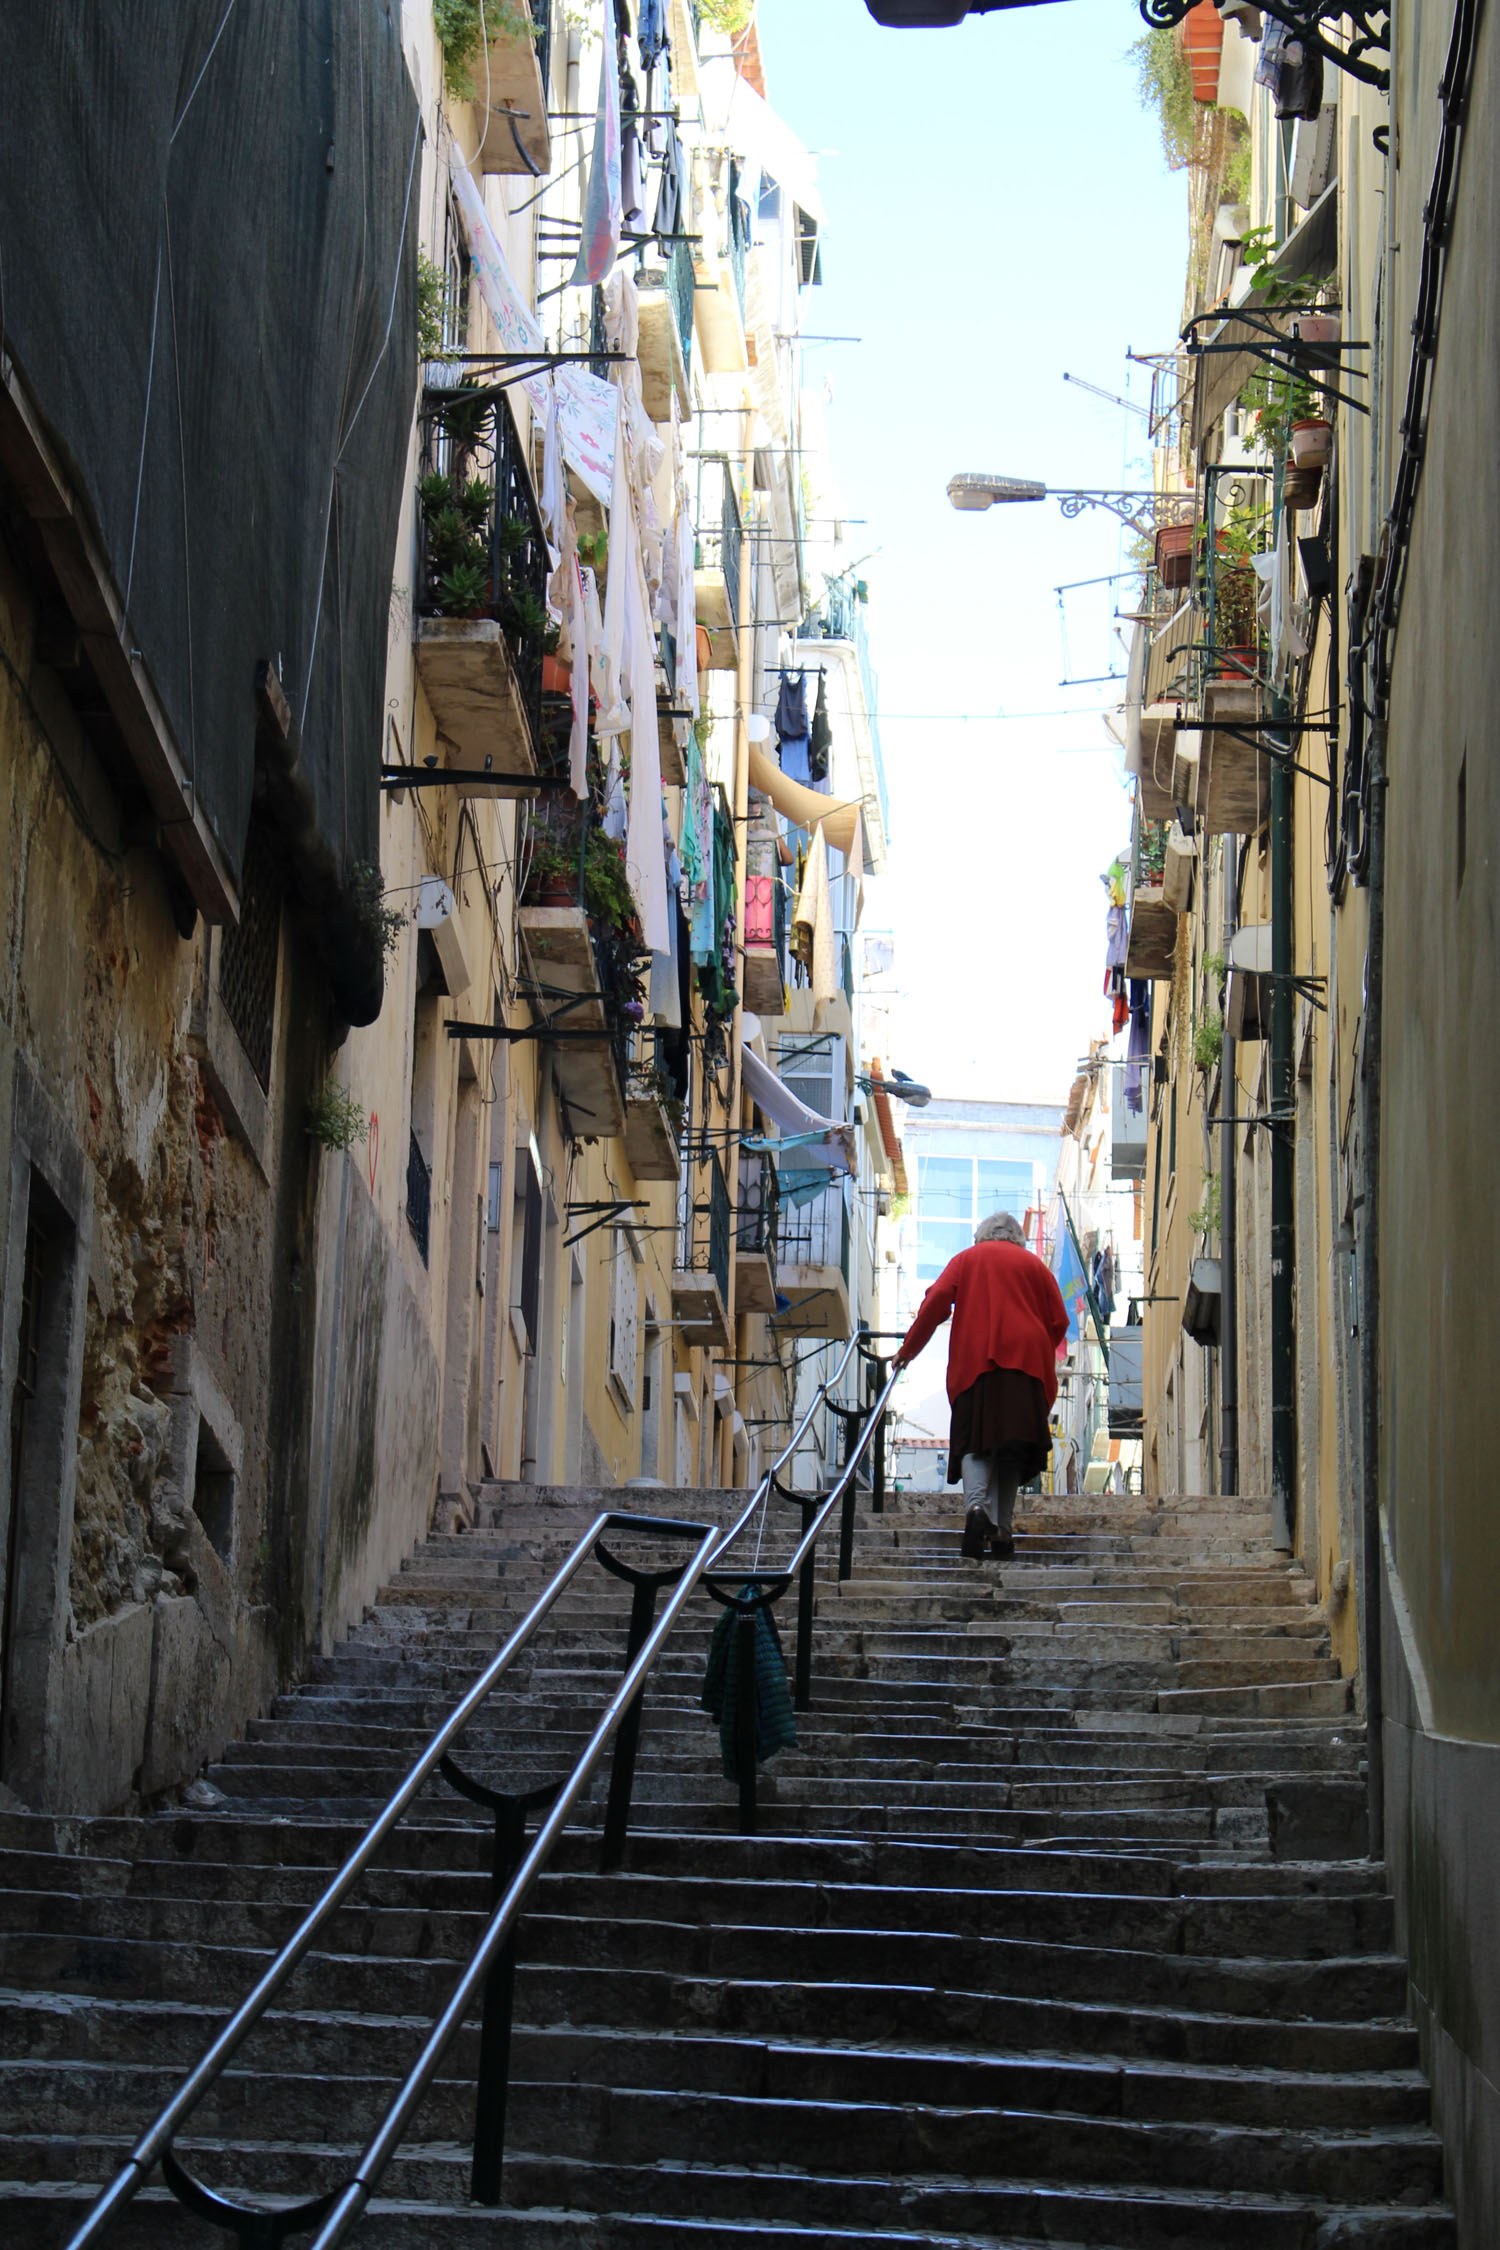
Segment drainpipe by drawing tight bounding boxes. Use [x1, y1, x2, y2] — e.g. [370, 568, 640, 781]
[1218, 835, 1239, 1497]
[1269, 696, 1296, 1550]
[1358, 712, 1386, 1856]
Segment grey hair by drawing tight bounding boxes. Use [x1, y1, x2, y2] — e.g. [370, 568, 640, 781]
[975, 1210, 1025, 1247]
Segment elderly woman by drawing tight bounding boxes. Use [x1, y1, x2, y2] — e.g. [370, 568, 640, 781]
[895, 1211, 1069, 1560]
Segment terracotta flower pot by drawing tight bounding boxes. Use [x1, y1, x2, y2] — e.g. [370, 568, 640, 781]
[1154, 521, 1195, 590]
[541, 654, 572, 695]
[1290, 417, 1333, 468]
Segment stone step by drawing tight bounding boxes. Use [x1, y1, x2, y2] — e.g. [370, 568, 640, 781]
[0, 1477, 1448, 2248]
[0, 2180, 1457, 2250]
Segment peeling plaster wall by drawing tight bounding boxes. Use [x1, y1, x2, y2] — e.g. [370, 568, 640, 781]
[0, 509, 442, 1815]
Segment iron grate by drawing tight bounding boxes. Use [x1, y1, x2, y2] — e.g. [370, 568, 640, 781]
[219, 823, 282, 1090]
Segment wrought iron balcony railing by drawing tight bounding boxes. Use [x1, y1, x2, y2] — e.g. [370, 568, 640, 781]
[416, 384, 550, 763]
[777, 1173, 850, 1283]
[676, 1144, 732, 1306]
[727, 160, 749, 323]
[406, 1131, 432, 1266]
[695, 455, 743, 628]
[665, 235, 695, 376]
[735, 1148, 781, 1264]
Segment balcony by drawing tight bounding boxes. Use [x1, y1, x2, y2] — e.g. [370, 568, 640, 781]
[1197, 674, 1270, 835]
[672, 1146, 732, 1347]
[742, 842, 788, 1018]
[516, 904, 628, 1137]
[414, 386, 547, 783]
[693, 457, 742, 670]
[1125, 818, 1178, 981]
[774, 1174, 853, 1340]
[622, 1036, 683, 1182]
[471, 1, 552, 178]
[734, 1149, 780, 1316]
[635, 241, 694, 420]
[1110, 1062, 1147, 1182]
[692, 155, 750, 376]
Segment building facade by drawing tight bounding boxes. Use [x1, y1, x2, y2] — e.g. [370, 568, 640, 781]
[0, 3, 890, 1818]
[1101, 2, 1500, 2229]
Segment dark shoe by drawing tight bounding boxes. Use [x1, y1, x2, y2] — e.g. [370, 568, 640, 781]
[961, 1507, 990, 1560]
[988, 1531, 1016, 1561]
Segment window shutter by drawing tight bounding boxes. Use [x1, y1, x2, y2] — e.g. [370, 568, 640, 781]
[610, 1235, 638, 1405]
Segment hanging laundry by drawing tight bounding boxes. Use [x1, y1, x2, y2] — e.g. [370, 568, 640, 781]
[774, 669, 809, 740]
[1124, 980, 1151, 1114]
[808, 670, 832, 783]
[778, 733, 812, 787]
[1255, 19, 1324, 118]
[653, 113, 687, 244]
[451, 155, 616, 502]
[569, 35, 623, 288]
[620, 59, 646, 230]
[638, 0, 667, 72]
[792, 824, 838, 1017]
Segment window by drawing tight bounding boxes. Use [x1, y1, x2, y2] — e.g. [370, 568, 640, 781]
[217, 821, 282, 1090]
[914, 1150, 1033, 1283]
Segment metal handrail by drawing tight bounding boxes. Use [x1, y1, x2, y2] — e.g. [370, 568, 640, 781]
[68, 1508, 718, 2250]
[70, 1338, 902, 2246]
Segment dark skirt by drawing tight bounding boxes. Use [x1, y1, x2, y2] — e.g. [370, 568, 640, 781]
[947, 1368, 1052, 1485]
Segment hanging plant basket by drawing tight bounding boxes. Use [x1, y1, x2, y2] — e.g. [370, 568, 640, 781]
[1290, 417, 1333, 468]
[1283, 463, 1324, 512]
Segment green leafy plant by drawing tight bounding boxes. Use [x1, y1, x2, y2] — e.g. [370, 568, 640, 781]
[417, 254, 455, 362]
[437, 559, 491, 615]
[305, 1078, 368, 1153]
[700, 0, 756, 31]
[1192, 1010, 1224, 1074]
[1237, 224, 1321, 310]
[500, 585, 548, 641]
[1188, 1172, 1223, 1240]
[1202, 951, 1226, 989]
[1130, 26, 1197, 172]
[1238, 360, 1321, 444]
[349, 862, 404, 959]
[583, 828, 641, 935]
[575, 528, 608, 573]
[433, 0, 536, 99]
[524, 840, 576, 898]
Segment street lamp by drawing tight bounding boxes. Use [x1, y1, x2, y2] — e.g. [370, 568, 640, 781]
[858, 1069, 932, 1108]
[862, 0, 1388, 94]
[947, 472, 1181, 539]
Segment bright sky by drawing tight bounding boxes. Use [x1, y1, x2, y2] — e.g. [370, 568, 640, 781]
[754, 0, 1188, 1104]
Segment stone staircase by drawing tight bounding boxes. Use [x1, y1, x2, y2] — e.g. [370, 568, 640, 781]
[0, 1484, 1454, 2246]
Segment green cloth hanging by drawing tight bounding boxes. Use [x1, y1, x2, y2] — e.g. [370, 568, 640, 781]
[699, 1582, 798, 1782]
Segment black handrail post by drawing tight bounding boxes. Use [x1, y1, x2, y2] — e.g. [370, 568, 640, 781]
[599, 1575, 661, 1871]
[470, 1795, 527, 2207]
[866, 1354, 888, 1516]
[836, 1410, 859, 1583]
[736, 1607, 759, 1835]
[794, 1497, 818, 1713]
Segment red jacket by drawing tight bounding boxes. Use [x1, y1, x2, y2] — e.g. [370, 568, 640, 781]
[897, 1240, 1071, 1407]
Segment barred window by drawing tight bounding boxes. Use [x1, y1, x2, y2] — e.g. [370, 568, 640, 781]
[218, 822, 282, 1090]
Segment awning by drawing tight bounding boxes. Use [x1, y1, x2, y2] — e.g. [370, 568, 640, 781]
[748, 740, 865, 863]
[741, 1046, 854, 1175]
[1190, 183, 1340, 443]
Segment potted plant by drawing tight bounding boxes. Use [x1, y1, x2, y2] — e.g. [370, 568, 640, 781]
[525, 841, 576, 907]
[1283, 464, 1323, 513]
[1154, 520, 1194, 589]
[1291, 416, 1333, 468]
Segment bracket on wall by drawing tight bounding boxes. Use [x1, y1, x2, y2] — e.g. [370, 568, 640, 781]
[381, 764, 571, 795]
